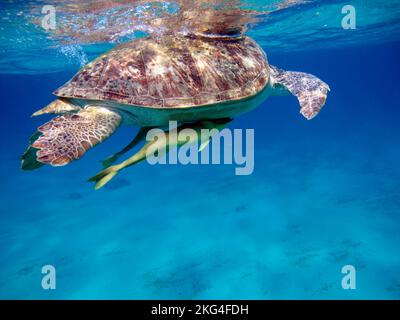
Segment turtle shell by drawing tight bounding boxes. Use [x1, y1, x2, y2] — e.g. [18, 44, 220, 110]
[54, 35, 269, 108]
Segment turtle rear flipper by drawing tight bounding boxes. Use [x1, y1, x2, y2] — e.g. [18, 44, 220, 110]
[21, 106, 121, 169]
[270, 65, 330, 120]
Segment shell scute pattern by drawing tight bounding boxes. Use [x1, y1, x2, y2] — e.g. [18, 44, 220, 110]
[54, 35, 270, 108]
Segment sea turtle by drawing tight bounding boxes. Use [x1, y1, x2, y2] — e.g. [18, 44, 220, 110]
[21, 34, 329, 189]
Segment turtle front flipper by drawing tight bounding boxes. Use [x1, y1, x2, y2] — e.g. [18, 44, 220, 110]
[21, 106, 121, 169]
[269, 65, 330, 120]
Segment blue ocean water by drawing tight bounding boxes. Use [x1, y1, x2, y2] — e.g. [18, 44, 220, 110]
[0, 1, 400, 299]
